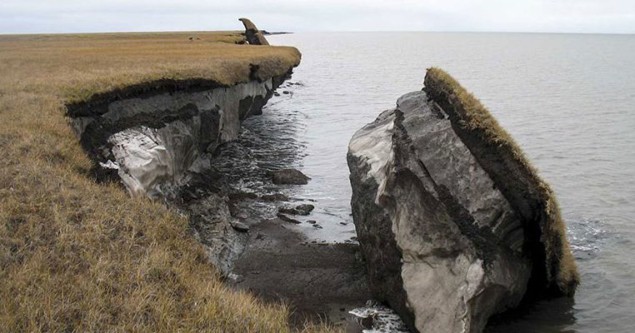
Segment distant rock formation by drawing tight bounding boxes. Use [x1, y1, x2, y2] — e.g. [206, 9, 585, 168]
[347, 68, 579, 333]
[239, 18, 270, 46]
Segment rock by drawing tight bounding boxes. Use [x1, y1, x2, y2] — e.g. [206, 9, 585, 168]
[230, 220, 250, 232]
[307, 220, 317, 224]
[295, 204, 315, 215]
[228, 191, 258, 201]
[278, 206, 296, 215]
[278, 203, 315, 216]
[347, 68, 579, 333]
[260, 193, 289, 202]
[271, 168, 310, 185]
[238, 18, 270, 46]
[276, 213, 301, 224]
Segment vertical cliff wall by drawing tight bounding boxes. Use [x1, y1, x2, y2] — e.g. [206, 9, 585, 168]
[68, 74, 288, 198]
[66, 70, 293, 275]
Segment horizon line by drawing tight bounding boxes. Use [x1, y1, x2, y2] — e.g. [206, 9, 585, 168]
[1, 29, 634, 36]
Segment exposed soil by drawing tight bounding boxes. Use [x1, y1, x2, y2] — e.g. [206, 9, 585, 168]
[230, 217, 371, 331]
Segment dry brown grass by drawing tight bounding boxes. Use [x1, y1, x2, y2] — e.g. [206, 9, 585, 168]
[424, 67, 579, 296]
[0, 31, 336, 332]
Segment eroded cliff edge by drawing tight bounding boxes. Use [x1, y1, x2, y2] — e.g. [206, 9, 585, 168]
[0, 27, 317, 332]
[348, 68, 579, 333]
[67, 57, 300, 275]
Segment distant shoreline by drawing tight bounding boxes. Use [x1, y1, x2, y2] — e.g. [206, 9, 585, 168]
[262, 30, 293, 35]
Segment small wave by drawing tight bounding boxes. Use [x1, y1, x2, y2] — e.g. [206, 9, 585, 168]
[567, 218, 610, 260]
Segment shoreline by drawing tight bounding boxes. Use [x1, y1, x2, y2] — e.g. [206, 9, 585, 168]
[0, 31, 328, 332]
[67, 45, 375, 330]
[231, 217, 369, 329]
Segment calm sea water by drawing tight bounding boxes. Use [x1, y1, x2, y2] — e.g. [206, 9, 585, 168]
[253, 32, 635, 332]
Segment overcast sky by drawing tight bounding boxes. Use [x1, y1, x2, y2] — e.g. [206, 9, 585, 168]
[1, 0, 634, 34]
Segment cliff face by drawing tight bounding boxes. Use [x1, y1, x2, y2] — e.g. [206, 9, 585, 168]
[0, 29, 306, 332]
[69, 75, 287, 198]
[67, 68, 294, 275]
[347, 68, 578, 333]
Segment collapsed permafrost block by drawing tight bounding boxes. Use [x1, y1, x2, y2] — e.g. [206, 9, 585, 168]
[347, 67, 579, 333]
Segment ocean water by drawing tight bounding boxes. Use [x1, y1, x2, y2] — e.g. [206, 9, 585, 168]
[246, 32, 635, 332]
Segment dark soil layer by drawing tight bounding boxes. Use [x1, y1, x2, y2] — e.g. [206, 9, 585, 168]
[231, 218, 371, 331]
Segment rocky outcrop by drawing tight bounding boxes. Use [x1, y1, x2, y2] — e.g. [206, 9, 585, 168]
[239, 18, 270, 46]
[347, 68, 578, 332]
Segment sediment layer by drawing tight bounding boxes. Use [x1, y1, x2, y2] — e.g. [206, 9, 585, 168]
[69, 74, 290, 198]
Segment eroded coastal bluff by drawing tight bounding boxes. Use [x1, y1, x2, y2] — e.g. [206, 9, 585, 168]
[65, 27, 299, 276]
[1, 22, 581, 332]
[0, 24, 312, 332]
[348, 68, 579, 332]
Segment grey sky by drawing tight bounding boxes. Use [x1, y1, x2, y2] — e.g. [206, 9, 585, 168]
[1, 0, 634, 34]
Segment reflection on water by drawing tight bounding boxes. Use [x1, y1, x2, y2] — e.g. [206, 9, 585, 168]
[486, 297, 577, 333]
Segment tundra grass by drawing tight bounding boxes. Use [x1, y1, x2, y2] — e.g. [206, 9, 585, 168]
[0, 32, 335, 332]
[424, 67, 579, 296]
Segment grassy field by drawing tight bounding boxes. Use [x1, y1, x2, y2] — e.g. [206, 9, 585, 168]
[0, 32, 336, 332]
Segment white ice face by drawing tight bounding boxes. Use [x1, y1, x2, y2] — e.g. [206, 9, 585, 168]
[348, 109, 395, 204]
